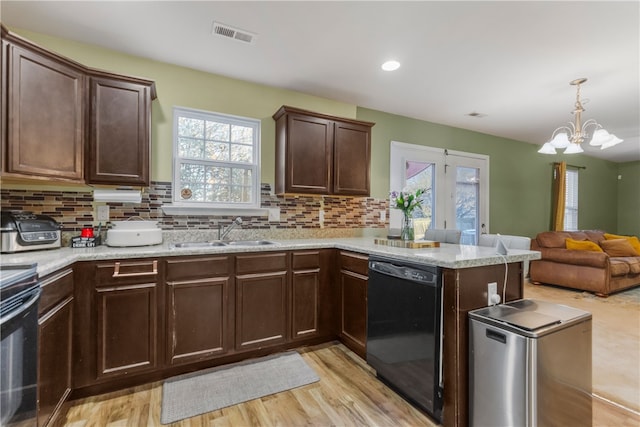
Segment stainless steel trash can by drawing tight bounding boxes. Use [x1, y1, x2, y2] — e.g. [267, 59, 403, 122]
[469, 299, 592, 427]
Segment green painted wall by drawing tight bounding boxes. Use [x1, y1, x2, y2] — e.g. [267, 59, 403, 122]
[356, 107, 623, 237]
[8, 27, 634, 237]
[617, 161, 640, 236]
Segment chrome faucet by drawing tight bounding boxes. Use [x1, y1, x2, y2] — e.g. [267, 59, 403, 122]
[219, 217, 242, 240]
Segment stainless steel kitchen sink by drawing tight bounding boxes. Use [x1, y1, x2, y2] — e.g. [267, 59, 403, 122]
[225, 240, 276, 246]
[170, 240, 277, 248]
[170, 241, 227, 248]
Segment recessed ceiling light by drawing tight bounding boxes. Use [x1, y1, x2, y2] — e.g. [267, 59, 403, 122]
[381, 60, 400, 71]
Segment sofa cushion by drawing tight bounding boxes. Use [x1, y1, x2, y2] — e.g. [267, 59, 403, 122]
[583, 230, 606, 243]
[604, 233, 640, 254]
[600, 239, 640, 257]
[617, 257, 640, 274]
[537, 232, 573, 248]
[609, 259, 631, 276]
[566, 238, 603, 252]
[540, 247, 608, 268]
[567, 231, 590, 242]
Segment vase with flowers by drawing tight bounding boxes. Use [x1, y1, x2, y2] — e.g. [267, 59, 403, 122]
[390, 188, 426, 241]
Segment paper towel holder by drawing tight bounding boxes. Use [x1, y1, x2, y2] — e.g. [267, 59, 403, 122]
[93, 188, 142, 203]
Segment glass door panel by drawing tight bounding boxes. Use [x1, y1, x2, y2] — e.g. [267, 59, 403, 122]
[454, 166, 480, 245]
[405, 160, 435, 237]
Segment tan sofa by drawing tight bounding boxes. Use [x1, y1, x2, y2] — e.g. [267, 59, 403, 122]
[530, 230, 640, 296]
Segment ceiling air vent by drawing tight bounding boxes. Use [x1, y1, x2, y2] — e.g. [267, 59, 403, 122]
[212, 21, 256, 44]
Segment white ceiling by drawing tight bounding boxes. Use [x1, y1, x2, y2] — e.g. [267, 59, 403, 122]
[2, 1, 639, 163]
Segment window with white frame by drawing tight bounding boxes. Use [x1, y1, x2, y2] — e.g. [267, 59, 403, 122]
[564, 168, 579, 231]
[172, 107, 260, 209]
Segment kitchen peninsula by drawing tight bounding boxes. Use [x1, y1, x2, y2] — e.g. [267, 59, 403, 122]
[3, 237, 540, 427]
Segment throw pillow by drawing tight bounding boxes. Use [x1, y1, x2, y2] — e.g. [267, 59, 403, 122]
[565, 238, 603, 252]
[604, 233, 640, 254]
[600, 239, 640, 257]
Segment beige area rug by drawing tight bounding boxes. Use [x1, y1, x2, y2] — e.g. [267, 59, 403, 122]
[161, 351, 319, 424]
[524, 282, 640, 413]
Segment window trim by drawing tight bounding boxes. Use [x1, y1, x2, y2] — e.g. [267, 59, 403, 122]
[168, 106, 261, 212]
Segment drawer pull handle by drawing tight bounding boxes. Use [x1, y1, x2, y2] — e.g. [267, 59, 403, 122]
[113, 260, 158, 278]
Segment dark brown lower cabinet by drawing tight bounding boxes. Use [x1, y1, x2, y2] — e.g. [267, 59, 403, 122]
[235, 252, 288, 351]
[38, 269, 74, 427]
[291, 251, 321, 341]
[95, 282, 158, 379]
[338, 251, 368, 359]
[165, 256, 232, 365]
[73, 259, 161, 383]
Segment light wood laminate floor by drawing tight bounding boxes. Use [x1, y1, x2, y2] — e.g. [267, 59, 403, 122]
[56, 341, 638, 427]
[57, 343, 436, 427]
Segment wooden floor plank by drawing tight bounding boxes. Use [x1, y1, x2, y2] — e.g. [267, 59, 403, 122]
[55, 341, 638, 427]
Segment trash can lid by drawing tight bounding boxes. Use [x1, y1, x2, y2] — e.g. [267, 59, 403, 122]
[469, 299, 591, 334]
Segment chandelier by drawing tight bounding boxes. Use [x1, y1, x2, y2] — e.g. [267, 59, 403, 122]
[538, 78, 622, 154]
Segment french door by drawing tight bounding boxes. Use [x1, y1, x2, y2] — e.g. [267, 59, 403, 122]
[389, 141, 489, 244]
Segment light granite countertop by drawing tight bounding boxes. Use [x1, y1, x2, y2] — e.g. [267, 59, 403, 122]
[1, 237, 541, 278]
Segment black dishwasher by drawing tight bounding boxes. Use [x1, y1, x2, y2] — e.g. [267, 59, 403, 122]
[367, 256, 443, 422]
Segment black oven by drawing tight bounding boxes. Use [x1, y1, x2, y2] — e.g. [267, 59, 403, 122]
[0, 264, 40, 426]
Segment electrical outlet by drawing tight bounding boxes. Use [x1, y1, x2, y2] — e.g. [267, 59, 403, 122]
[267, 208, 280, 222]
[380, 211, 386, 222]
[319, 209, 325, 224]
[96, 205, 110, 222]
[487, 282, 500, 306]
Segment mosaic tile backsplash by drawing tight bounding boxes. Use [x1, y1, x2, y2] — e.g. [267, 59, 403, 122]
[1, 182, 390, 241]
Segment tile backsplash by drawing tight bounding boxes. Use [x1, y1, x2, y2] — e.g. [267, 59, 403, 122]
[1, 182, 390, 240]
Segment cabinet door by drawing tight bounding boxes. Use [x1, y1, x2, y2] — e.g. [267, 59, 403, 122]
[87, 76, 150, 186]
[38, 269, 74, 427]
[96, 282, 157, 379]
[235, 252, 288, 351]
[235, 272, 288, 351]
[165, 256, 232, 365]
[338, 252, 368, 359]
[166, 277, 230, 365]
[333, 121, 371, 195]
[283, 113, 332, 194]
[291, 251, 320, 341]
[4, 42, 84, 180]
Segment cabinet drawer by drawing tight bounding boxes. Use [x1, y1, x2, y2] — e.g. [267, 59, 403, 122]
[292, 251, 320, 270]
[39, 269, 73, 316]
[236, 252, 287, 274]
[339, 251, 368, 276]
[95, 259, 159, 286]
[165, 256, 231, 281]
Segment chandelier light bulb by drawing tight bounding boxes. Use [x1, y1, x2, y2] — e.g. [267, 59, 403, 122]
[589, 128, 611, 146]
[549, 132, 570, 149]
[564, 143, 584, 154]
[600, 134, 623, 150]
[538, 142, 557, 154]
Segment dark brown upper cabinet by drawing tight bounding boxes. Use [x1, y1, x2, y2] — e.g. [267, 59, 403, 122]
[1, 26, 85, 181]
[1, 25, 156, 186]
[273, 106, 374, 196]
[87, 74, 153, 186]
